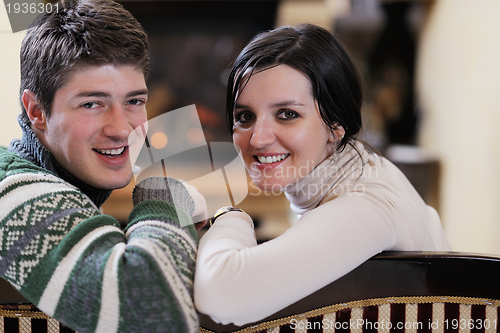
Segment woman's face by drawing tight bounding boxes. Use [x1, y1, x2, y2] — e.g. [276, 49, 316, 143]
[232, 64, 337, 191]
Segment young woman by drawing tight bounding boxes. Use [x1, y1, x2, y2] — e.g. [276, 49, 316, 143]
[194, 23, 451, 326]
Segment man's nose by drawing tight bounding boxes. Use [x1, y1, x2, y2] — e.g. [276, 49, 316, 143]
[102, 104, 132, 141]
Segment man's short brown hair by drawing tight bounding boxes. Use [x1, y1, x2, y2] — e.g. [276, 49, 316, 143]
[19, 0, 149, 120]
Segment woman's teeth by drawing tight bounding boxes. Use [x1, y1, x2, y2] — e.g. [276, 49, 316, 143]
[257, 154, 288, 164]
[95, 147, 125, 156]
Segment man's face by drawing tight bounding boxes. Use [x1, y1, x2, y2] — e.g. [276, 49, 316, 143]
[42, 64, 148, 190]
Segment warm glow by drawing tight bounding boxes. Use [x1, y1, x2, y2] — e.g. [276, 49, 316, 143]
[150, 132, 168, 149]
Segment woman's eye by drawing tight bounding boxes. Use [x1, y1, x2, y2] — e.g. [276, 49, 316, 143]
[235, 111, 254, 123]
[277, 109, 299, 120]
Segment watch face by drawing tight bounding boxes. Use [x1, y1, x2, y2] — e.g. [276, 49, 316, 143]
[209, 207, 245, 226]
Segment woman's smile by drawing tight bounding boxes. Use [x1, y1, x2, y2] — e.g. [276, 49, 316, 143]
[255, 153, 289, 164]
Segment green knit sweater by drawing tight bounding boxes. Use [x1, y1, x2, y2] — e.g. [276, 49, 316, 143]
[0, 146, 199, 332]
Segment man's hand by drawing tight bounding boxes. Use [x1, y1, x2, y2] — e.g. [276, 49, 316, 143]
[182, 182, 208, 230]
[133, 176, 208, 229]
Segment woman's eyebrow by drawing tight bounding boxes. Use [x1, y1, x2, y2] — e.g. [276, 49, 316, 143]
[234, 103, 248, 110]
[234, 100, 305, 110]
[271, 100, 305, 107]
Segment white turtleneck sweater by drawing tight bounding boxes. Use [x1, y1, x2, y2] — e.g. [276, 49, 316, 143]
[194, 141, 451, 326]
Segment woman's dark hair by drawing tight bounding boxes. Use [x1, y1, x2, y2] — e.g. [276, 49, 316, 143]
[226, 23, 363, 152]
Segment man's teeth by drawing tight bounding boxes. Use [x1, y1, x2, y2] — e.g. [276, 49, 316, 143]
[257, 154, 288, 164]
[96, 147, 125, 156]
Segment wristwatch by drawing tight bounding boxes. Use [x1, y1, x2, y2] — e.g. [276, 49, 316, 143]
[209, 206, 247, 227]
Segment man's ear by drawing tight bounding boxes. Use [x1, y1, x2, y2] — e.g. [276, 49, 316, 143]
[22, 89, 47, 131]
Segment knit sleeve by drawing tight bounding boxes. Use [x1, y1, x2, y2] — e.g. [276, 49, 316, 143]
[0, 168, 198, 332]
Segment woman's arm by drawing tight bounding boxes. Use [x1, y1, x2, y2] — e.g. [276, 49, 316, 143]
[194, 192, 398, 326]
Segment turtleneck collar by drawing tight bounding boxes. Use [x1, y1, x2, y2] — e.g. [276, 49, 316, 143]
[8, 115, 112, 207]
[284, 141, 368, 216]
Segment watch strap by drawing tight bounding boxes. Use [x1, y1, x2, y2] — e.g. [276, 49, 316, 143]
[209, 206, 246, 227]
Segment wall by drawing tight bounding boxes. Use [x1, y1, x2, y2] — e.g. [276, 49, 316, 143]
[417, 0, 500, 255]
[0, 5, 24, 146]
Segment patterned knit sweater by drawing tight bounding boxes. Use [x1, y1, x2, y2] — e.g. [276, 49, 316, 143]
[0, 146, 199, 332]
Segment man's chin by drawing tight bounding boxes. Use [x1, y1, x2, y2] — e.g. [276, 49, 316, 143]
[102, 179, 132, 190]
[87, 174, 133, 191]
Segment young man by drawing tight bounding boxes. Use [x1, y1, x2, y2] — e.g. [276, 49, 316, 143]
[0, 0, 199, 331]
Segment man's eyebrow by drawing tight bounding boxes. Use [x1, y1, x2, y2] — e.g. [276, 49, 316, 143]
[74, 91, 111, 98]
[126, 89, 149, 98]
[72, 89, 149, 99]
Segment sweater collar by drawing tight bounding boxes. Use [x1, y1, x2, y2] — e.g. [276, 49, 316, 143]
[8, 115, 112, 207]
[284, 141, 366, 216]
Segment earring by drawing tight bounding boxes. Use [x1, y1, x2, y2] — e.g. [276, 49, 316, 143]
[329, 152, 337, 164]
[329, 134, 344, 165]
[329, 150, 340, 165]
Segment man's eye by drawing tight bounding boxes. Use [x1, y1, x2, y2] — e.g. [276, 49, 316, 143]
[82, 102, 98, 109]
[277, 109, 299, 120]
[128, 99, 144, 105]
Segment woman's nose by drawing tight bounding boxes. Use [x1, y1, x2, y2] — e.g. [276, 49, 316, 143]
[249, 119, 276, 149]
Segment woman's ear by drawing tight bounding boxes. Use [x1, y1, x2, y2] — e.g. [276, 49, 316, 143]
[22, 89, 47, 131]
[328, 124, 345, 143]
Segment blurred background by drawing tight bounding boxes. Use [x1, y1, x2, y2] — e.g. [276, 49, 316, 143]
[1, 0, 499, 254]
